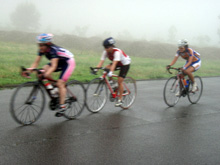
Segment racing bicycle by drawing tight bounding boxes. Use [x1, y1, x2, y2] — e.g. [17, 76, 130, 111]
[163, 67, 203, 107]
[86, 67, 137, 112]
[10, 67, 86, 125]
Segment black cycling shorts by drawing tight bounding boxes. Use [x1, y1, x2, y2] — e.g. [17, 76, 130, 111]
[113, 64, 130, 78]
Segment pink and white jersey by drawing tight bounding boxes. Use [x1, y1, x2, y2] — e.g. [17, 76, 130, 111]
[101, 48, 131, 66]
[38, 44, 74, 61]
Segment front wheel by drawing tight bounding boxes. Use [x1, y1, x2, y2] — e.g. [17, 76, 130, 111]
[187, 76, 203, 104]
[86, 78, 108, 113]
[64, 80, 86, 120]
[163, 76, 180, 107]
[10, 82, 46, 125]
[120, 77, 137, 109]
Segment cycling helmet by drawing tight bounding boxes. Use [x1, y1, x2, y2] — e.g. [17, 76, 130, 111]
[37, 33, 53, 43]
[178, 39, 188, 47]
[103, 37, 116, 48]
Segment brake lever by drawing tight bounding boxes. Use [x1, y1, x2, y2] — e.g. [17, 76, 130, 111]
[90, 67, 97, 75]
[167, 68, 172, 74]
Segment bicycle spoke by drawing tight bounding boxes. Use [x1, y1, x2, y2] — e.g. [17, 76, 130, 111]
[17, 105, 29, 117]
[32, 103, 41, 109]
[30, 106, 37, 120]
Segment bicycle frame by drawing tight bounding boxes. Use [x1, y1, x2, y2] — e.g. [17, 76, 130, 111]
[23, 67, 76, 100]
[168, 67, 189, 94]
[91, 67, 131, 99]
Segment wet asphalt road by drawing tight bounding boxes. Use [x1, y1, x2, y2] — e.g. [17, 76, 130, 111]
[0, 77, 220, 165]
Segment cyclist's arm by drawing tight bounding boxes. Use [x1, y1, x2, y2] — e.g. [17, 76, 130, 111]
[97, 60, 105, 68]
[31, 56, 42, 69]
[44, 58, 58, 78]
[97, 51, 107, 68]
[110, 60, 118, 72]
[169, 56, 179, 66]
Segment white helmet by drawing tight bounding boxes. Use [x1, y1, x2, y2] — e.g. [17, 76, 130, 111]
[178, 39, 188, 47]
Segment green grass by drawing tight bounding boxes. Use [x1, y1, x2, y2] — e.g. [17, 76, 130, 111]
[0, 41, 219, 86]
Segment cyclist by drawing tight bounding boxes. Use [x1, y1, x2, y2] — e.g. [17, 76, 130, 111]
[25, 33, 75, 117]
[167, 39, 201, 96]
[96, 37, 131, 106]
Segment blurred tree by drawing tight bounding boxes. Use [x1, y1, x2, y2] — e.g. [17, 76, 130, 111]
[168, 25, 177, 43]
[74, 25, 89, 37]
[117, 30, 134, 40]
[196, 35, 211, 46]
[10, 2, 40, 31]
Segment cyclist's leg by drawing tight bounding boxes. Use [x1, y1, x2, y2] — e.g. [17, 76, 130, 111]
[184, 66, 195, 83]
[184, 60, 201, 83]
[57, 59, 75, 106]
[43, 63, 54, 79]
[105, 64, 112, 69]
[117, 65, 130, 103]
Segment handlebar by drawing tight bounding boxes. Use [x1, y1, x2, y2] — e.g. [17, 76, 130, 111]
[167, 67, 181, 74]
[90, 67, 110, 75]
[21, 66, 45, 74]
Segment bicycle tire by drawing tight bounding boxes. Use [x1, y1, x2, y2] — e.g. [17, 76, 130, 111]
[10, 82, 46, 125]
[187, 76, 203, 104]
[86, 78, 108, 113]
[120, 77, 137, 109]
[163, 76, 180, 107]
[64, 80, 86, 119]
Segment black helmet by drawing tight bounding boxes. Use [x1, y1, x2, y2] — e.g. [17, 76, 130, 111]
[103, 37, 116, 48]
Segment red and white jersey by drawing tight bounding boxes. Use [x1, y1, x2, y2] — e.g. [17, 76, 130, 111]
[101, 48, 131, 66]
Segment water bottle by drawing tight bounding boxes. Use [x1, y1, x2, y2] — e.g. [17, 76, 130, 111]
[183, 79, 189, 88]
[45, 83, 53, 90]
[51, 87, 59, 98]
[45, 83, 59, 98]
[186, 80, 189, 88]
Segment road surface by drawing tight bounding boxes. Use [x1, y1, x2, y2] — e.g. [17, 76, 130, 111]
[0, 77, 220, 165]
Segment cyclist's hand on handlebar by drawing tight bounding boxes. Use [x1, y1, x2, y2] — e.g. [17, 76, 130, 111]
[180, 67, 185, 71]
[91, 69, 98, 75]
[21, 71, 31, 78]
[166, 65, 171, 70]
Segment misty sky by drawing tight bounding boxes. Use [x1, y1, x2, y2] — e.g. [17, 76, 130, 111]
[0, 0, 220, 46]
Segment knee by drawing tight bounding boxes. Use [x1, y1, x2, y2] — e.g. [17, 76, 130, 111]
[184, 69, 190, 75]
[57, 80, 65, 88]
[118, 78, 124, 85]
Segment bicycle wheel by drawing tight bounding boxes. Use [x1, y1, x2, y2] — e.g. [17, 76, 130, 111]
[86, 78, 108, 113]
[163, 76, 180, 107]
[10, 82, 46, 125]
[64, 80, 86, 119]
[120, 77, 137, 109]
[187, 76, 203, 104]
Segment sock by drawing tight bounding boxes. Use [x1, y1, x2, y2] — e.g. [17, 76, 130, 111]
[60, 104, 66, 108]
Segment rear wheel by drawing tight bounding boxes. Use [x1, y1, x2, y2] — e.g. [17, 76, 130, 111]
[163, 76, 180, 107]
[86, 78, 108, 113]
[10, 82, 45, 125]
[120, 77, 137, 109]
[64, 80, 86, 119]
[187, 76, 203, 104]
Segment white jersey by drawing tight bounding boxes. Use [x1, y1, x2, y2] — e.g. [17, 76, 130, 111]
[101, 48, 131, 66]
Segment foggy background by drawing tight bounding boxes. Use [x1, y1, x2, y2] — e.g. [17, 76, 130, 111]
[0, 0, 220, 47]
